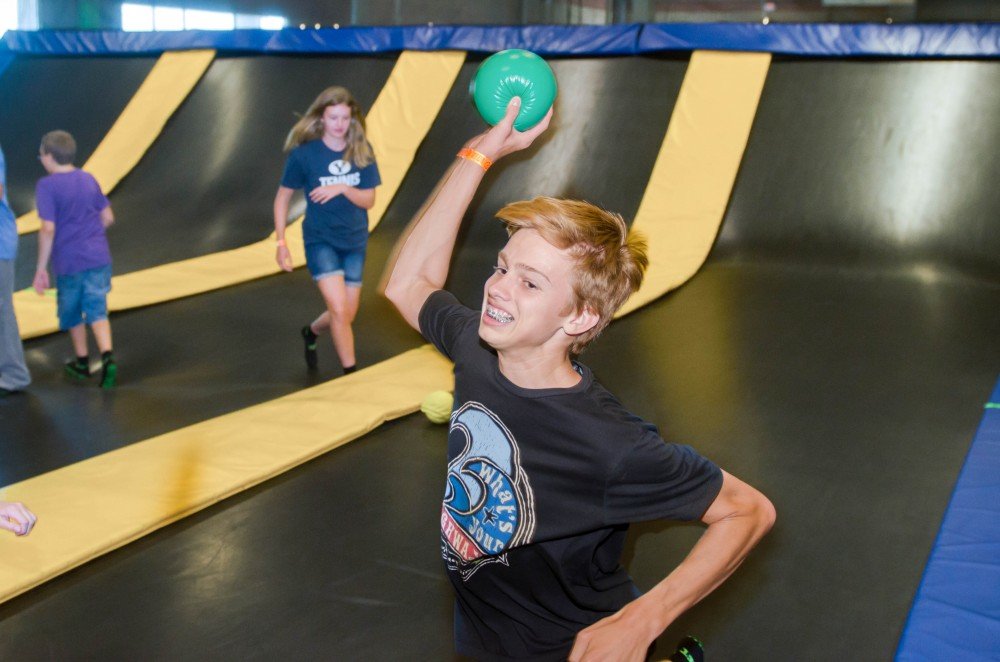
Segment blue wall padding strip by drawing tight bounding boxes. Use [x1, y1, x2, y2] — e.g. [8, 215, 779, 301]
[1, 23, 998, 58]
[639, 23, 1000, 57]
[895, 377, 1000, 660]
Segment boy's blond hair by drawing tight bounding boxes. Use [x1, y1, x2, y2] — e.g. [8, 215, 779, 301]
[497, 197, 648, 355]
[40, 130, 77, 166]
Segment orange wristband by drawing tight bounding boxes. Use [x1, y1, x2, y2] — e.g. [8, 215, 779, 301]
[457, 147, 492, 171]
[276, 239, 287, 247]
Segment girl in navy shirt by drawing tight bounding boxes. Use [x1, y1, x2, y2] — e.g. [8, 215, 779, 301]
[274, 86, 381, 374]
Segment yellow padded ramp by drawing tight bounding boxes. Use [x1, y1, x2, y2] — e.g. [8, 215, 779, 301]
[617, 51, 771, 317]
[366, 50, 466, 231]
[0, 345, 454, 604]
[15, 50, 466, 339]
[17, 50, 216, 235]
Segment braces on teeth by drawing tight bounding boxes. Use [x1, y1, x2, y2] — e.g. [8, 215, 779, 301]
[487, 307, 513, 323]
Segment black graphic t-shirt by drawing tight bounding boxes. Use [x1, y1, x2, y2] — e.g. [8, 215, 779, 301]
[280, 140, 381, 250]
[419, 290, 724, 661]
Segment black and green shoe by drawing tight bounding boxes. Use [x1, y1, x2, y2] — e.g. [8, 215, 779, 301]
[100, 357, 117, 389]
[64, 358, 91, 380]
[301, 325, 318, 369]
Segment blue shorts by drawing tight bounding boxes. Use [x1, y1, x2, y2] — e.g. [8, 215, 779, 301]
[305, 242, 365, 287]
[56, 264, 112, 331]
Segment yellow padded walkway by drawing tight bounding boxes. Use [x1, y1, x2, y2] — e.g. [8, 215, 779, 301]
[17, 50, 216, 235]
[0, 346, 454, 603]
[15, 50, 466, 339]
[0, 51, 769, 604]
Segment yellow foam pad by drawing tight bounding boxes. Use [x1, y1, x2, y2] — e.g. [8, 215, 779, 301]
[617, 51, 771, 318]
[17, 50, 216, 235]
[367, 50, 466, 231]
[15, 51, 466, 339]
[0, 345, 454, 603]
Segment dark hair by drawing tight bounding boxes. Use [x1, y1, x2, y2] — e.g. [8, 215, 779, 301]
[40, 131, 77, 165]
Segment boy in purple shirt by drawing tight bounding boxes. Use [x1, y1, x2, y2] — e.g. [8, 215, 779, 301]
[32, 130, 117, 388]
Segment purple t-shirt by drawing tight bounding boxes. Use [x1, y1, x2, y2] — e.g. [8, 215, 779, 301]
[36, 170, 111, 276]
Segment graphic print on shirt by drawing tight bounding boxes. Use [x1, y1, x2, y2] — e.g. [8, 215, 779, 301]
[319, 159, 361, 187]
[441, 401, 536, 581]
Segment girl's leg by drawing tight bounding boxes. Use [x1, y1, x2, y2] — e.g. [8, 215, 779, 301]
[309, 310, 331, 334]
[315, 275, 356, 370]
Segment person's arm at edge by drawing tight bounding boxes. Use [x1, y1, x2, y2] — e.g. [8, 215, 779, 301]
[383, 98, 550, 330]
[273, 186, 295, 272]
[100, 204, 114, 229]
[569, 471, 776, 662]
[33, 219, 55, 294]
[0, 501, 37, 536]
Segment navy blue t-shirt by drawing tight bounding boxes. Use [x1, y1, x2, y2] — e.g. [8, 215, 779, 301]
[280, 140, 381, 250]
[419, 290, 724, 661]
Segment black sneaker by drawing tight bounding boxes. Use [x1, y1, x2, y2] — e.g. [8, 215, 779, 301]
[100, 359, 117, 389]
[301, 325, 318, 369]
[64, 359, 91, 380]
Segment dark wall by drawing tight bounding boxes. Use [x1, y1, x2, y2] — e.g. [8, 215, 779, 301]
[716, 59, 1000, 280]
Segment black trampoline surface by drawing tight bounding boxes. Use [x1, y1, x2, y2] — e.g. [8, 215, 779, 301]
[1, 56, 999, 660]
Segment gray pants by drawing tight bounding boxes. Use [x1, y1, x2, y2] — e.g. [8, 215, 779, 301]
[0, 259, 30, 391]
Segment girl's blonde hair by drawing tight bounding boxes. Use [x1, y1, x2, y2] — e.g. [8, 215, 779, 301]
[284, 86, 374, 167]
[496, 197, 648, 355]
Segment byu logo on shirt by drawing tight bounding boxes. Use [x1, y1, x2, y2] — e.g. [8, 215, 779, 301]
[318, 159, 362, 188]
[328, 160, 351, 176]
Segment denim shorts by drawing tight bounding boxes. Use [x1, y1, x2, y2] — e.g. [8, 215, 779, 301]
[305, 242, 365, 287]
[56, 264, 112, 331]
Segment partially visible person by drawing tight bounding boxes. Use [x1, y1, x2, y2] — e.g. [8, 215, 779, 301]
[0, 500, 36, 536]
[274, 86, 381, 375]
[0, 143, 31, 396]
[32, 130, 118, 388]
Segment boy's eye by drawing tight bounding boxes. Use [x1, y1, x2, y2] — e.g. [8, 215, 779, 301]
[493, 265, 507, 275]
[523, 280, 537, 290]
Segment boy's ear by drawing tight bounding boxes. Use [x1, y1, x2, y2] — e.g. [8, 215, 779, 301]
[563, 304, 599, 338]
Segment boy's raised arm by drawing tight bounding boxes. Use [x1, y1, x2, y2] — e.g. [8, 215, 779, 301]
[383, 98, 551, 330]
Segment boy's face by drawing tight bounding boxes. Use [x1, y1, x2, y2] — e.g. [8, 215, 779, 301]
[479, 229, 596, 356]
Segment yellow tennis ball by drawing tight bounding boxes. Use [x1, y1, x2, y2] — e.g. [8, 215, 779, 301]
[421, 390, 454, 424]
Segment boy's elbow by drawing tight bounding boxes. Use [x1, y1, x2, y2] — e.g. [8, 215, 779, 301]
[383, 278, 405, 308]
[737, 487, 776, 541]
[754, 492, 776, 535]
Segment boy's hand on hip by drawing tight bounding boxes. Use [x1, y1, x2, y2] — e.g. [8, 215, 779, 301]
[32, 270, 49, 295]
[568, 601, 661, 662]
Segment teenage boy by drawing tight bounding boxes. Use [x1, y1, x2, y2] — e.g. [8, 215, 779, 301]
[0, 143, 31, 395]
[33, 131, 117, 388]
[384, 100, 775, 660]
